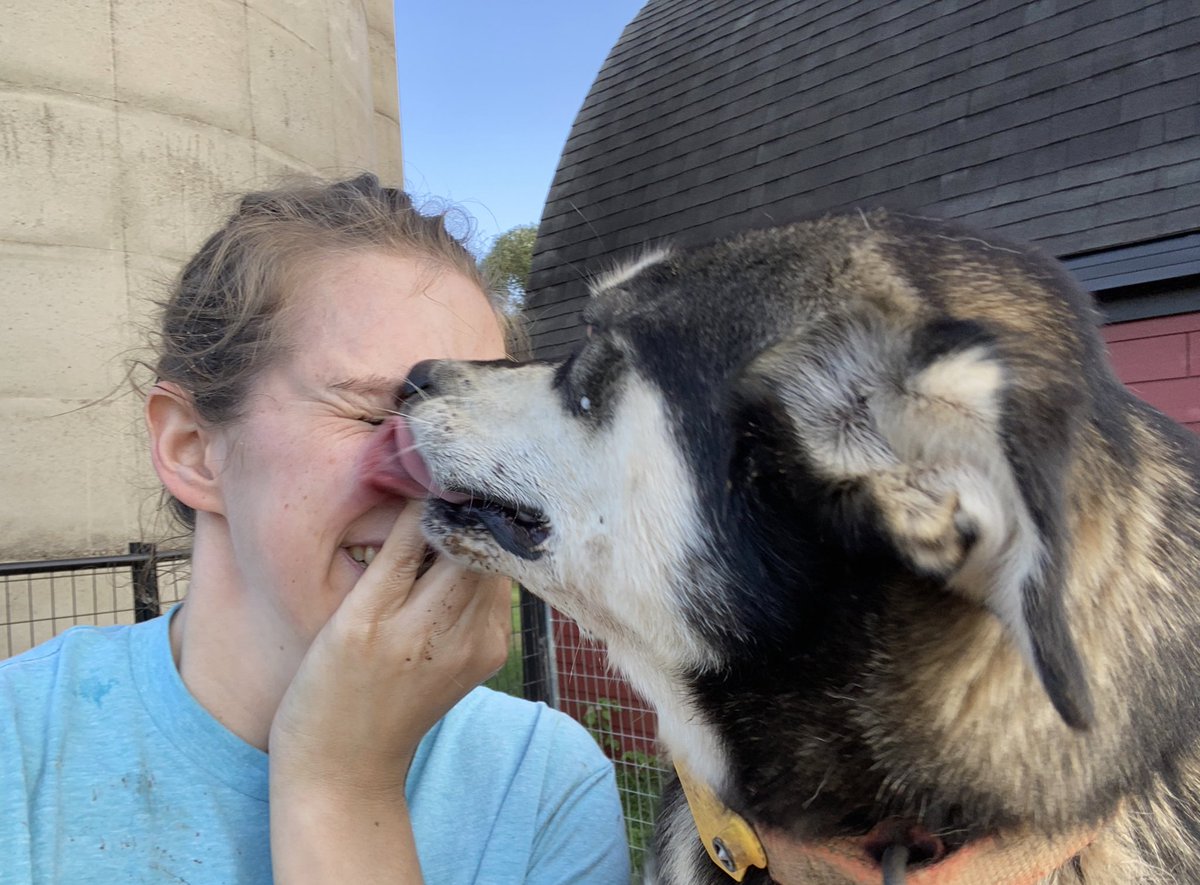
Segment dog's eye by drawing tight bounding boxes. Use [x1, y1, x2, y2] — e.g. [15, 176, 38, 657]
[553, 355, 596, 416]
[358, 415, 386, 426]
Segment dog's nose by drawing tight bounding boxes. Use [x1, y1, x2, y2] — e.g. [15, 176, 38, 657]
[401, 359, 440, 404]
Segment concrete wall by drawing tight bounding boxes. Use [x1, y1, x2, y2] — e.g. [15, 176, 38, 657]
[0, 0, 401, 559]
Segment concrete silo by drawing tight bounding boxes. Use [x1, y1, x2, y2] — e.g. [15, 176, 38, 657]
[0, 0, 402, 558]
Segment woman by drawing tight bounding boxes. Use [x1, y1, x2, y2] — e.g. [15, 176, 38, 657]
[0, 175, 630, 883]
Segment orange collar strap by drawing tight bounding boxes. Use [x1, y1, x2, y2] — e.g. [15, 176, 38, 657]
[675, 762, 1104, 885]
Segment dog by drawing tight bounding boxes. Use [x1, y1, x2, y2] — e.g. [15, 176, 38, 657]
[367, 209, 1200, 883]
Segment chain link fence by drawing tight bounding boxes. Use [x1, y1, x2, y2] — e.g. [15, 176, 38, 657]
[551, 616, 667, 875]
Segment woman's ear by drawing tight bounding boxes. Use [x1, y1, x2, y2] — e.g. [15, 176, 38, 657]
[146, 382, 225, 516]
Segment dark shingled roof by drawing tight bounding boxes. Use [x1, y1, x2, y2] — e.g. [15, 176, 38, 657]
[527, 0, 1200, 360]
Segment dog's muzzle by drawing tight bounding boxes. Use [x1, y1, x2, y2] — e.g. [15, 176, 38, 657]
[362, 415, 551, 561]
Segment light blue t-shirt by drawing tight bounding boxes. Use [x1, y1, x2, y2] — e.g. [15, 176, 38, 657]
[0, 611, 631, 883]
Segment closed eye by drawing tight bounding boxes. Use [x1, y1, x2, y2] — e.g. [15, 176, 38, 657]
[554, 336, 624, 417]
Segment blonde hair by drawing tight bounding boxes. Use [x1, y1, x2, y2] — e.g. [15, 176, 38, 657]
[153, 173, 509, 528]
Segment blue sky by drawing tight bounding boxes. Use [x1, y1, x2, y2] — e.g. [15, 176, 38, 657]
[394, 2, 646, 254]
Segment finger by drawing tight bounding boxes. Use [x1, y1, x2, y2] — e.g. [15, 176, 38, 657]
[427, 575, 513, 684]
[401, 567, 509, 651]
[353, 501, 429, 612]
[336, 503, 429, 628]
[425, 563, 510, 615]
[401, 557, 489, 631]
[445, 574, 514, 653]
[469, 576, 516, 676]
[472, 574, 514, 622]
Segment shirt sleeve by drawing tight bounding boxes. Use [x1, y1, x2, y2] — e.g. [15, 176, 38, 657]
[526, 719, 632, 884]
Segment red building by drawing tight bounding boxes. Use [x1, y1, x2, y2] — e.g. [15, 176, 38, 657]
[1105, 314, 1200, 433]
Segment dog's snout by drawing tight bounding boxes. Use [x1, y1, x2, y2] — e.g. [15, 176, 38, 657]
[401, 359, 441, 404]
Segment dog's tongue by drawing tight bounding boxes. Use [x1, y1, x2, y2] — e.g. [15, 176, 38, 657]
[361, 416, 470, 503]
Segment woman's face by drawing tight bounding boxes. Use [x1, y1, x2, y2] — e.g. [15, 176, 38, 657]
[209, 250, 506, 642]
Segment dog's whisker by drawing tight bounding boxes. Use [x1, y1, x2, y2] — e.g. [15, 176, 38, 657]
[386, 409, 438, 429]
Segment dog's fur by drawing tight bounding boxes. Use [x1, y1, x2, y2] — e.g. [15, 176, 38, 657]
[397, 210, 1200, 883]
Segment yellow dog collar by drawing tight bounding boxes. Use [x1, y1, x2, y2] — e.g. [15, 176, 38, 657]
[674, 761, 768, 881]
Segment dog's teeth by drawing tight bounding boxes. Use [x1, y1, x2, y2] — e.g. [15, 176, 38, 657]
[363, 546, 377, 565]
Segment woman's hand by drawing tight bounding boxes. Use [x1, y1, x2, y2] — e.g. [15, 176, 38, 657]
[268, 502, 512, 882]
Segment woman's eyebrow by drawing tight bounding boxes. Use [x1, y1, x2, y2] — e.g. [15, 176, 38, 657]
[327, 375, 404, 396]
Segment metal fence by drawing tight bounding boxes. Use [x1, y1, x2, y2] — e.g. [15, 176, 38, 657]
[551, 615, 667, 872]
[0, 547, 666, 879]
[0, 545, 190, 659]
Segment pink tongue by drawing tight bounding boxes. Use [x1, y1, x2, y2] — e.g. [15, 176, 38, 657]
[361, 416, 470, 503]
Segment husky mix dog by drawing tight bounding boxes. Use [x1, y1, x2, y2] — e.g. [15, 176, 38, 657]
[368, 210, 1200, 884]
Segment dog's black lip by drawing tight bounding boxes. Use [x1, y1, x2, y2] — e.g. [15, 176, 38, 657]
[439, 489, 546, 525]
[427, 494, 550, 561]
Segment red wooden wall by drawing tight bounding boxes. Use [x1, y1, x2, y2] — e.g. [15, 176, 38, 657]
[1103, 312, 1200, 433]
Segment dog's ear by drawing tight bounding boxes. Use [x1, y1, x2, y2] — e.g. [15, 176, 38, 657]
[742, 316, 1093, 729]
